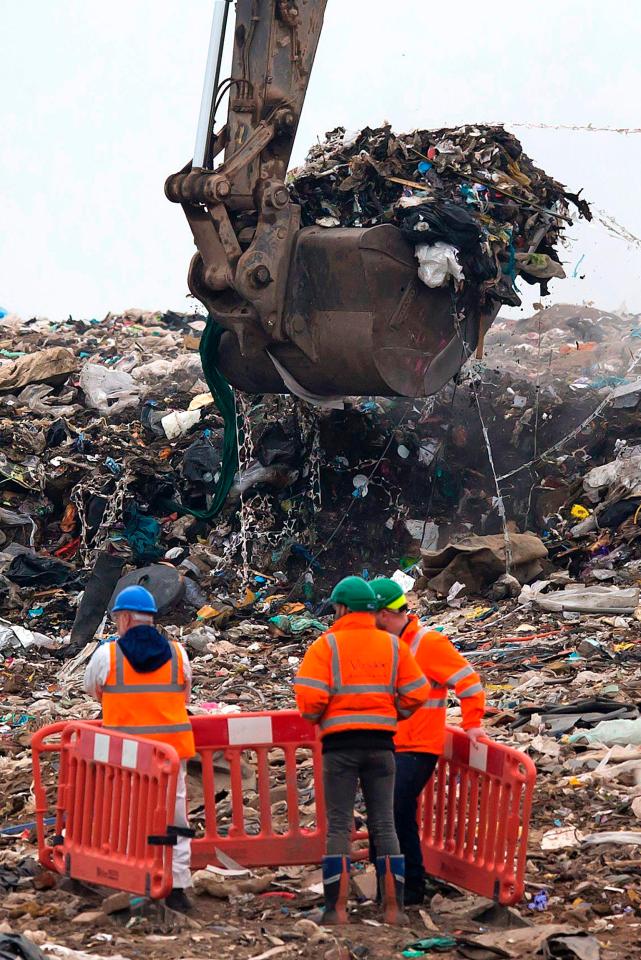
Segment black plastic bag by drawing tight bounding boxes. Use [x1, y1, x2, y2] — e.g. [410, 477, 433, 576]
[6, 553, 74, 587]
[398, 200, 483, 253]
[0, 934, 47, 960]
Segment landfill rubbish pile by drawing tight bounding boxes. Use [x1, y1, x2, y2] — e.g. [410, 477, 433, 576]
[289, 124, 591, 306]
[3, 302, 641, 957]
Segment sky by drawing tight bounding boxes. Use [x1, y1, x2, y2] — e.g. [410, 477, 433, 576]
[1, 0, 640, 320]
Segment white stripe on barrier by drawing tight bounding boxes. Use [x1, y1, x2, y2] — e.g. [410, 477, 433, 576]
[228, 715, 273, 746]
[121, 739, 139, 769]
[93, 733, 110, 763]
[469, 740, 488, 773]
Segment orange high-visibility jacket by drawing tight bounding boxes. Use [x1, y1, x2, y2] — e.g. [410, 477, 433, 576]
[102, 640, 196, 759]
[294, 611, 430, 737]
[394, 614, 485, 754]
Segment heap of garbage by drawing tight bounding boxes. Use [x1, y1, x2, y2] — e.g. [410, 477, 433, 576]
[0, 303, 640, 657]
[289, 124, 591, 305]
[2, 301, 641, 956]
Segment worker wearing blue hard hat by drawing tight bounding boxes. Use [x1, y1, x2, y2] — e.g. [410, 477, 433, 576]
[111, 584, 159, 615]
[84, 584, 194, 914]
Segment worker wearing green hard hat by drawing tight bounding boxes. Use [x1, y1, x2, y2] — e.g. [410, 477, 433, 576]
[370, 576, 486, 905]
[329, 574, 378, 611]
[370, 577, 408, 611]
[294, 575, 429, 924]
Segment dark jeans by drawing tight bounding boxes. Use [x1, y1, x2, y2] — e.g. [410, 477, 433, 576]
[370, 752, 439, 891]
[323, 749, 400, 857]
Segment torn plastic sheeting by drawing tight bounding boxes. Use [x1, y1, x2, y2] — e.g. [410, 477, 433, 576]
[132, 353, 204, 394]
[43, 946, 131, 960]
[79, 362, 140, 414]
[583, 454, 641, 502]
[0, 508, 37, 546]
[0, 621, 62, 653]
[14, 384, 77, 419]
[571, 716, 641, 746]
[582, 830, 641, 846]
[532, 585, 639, 614]
[229, 462, 300, 499]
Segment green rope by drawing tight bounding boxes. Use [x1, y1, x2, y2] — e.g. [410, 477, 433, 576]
[161, 317, 239, 520]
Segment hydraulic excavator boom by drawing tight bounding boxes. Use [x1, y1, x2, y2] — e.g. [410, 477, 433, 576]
[166, 0, 494, 398]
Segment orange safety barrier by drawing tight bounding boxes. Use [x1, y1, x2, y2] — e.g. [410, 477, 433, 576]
[421, 726, 536, 905]
[190, 710, 325, 868]
[189, 713, 534, 903]
[33, 711, 535, 905]
[32, 720, 180, 898]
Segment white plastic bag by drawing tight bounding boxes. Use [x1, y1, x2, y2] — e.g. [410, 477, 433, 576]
[161, 409, 201, 440]
[80, 363, 140, 414]
[415, 242, 464, 288]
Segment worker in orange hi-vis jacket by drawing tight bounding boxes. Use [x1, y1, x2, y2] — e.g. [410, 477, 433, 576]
[294, 575, 429, 926]
[84, 585, 195, 914]
[371, 577, 487, 906]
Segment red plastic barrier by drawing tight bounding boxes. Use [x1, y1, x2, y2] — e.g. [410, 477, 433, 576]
[33, 712, 535, 904]
[32, 721, 179, 898]
[421, 727, 536, 904]
[190, 711, 325, 868]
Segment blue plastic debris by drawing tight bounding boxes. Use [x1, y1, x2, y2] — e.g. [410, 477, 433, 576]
[529, 889, 549, 911]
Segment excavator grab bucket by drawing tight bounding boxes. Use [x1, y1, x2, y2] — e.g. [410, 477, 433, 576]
[212, 223, 496, 398]
[169, 0, 499, 399]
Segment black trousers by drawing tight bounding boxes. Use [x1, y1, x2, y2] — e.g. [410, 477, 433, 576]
[370, 751, 439, 892]
[323, 748, 400, 857]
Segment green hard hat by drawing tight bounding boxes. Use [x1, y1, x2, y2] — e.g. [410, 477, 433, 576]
[330, 576, 377, 612]
[371, 577, 408, 611]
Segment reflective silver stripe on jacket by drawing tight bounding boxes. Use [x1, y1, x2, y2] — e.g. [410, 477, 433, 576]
[326, 633, 342, 694]
[102, 642, 186, 695]
[294, 677, 330, 692]
[419, 698, 448, 710]
[459, 682, 483, 698]
[390, 633, 399, 691]
[302, 712, 323, 722]
[445, 665, 475, 688]
[104, 722, 193, 734]
[320, 714, 397, 731]
[397, 675, 428, 696]
[409, 625, 432, 656]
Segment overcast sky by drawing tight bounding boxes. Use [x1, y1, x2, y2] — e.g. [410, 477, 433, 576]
[2, 0, 640, 320]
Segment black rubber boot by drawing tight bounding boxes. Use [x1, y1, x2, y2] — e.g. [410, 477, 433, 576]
[165, 888, 193, 913]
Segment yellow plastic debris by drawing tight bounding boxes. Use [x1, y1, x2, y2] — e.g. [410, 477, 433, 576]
[570, 504, 590, 520]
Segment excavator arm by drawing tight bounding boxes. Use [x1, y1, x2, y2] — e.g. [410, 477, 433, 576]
[166, 0, 493, 398]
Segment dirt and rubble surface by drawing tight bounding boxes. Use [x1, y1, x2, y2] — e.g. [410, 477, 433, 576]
[3, 303, 641, 958]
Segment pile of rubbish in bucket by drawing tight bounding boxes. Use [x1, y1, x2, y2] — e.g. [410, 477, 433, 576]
[2, 300, 641, 958]
[289, 124, 591, 305]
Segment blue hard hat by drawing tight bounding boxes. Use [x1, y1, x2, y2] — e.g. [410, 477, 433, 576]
[112, 585, 158, 614]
